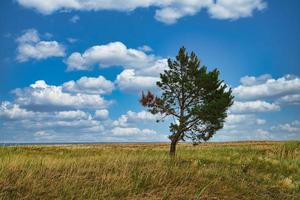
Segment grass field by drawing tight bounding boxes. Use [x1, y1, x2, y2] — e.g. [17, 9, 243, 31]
[0, 141, 299, 200]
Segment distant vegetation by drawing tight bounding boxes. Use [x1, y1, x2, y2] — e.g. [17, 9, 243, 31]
[0, 141, 299, 200]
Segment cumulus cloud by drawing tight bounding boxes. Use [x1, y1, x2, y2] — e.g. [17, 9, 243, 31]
[233, 74, 300, 100]
[209, 112, 271, 141]
[230, 100, 280, 113]
[113, 110, 160, 127]
[94, 109, 109, 120]
[65, 42, 168, 91]
[16, 29, 65, 62]
[32, 130, 58, 141]
[0, 101, 108, 142]
[224, 114, 266, 132]
[0, 75, 119, 142]
[1, 103, 96, 122]
[55, 110, 90, 120]
[13, 80, 110, 111]
[16, 29, 39, 43]
[154, 5, 203, 24]
[0, 101, 164, 142]
[126, 110, 159, 121]
[0, 101, 35, 119]
[214, 128, 272, 141]
[34, 130, 51, 137]
[208, 0, 267, 20]
[65, 41, 162, 71]
[33, 118, 101, 130]
[276, 94, 300, 105]
[220, 73, 300, 141]
[239, 74, 272, 86]
[115, 69, 159, 92]
[109, 110, 163, 141]
[0, 101, 93, 121]
[111, 127, 156, 136]
[271, 120, 300, 133]
[224, 114, 266, 130]
[136, 59, 168, 76]
[17, 0, 267, 24]
[62, 76, 114, 95]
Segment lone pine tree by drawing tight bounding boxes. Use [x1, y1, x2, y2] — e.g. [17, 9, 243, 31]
[140, 47, 234, 156]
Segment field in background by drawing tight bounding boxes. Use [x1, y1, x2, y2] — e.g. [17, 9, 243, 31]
[0, 141, 299, 200]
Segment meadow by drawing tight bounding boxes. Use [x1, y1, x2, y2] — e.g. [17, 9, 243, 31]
[0, 141, 299, 200]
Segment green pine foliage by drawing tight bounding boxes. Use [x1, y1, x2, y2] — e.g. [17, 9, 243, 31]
[141, 47, 234, 154]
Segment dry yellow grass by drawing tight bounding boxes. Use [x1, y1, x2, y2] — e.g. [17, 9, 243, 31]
[0, 141, 299, 199]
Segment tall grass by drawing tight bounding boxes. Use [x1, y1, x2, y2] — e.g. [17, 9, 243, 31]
[0, 141, 299, 200]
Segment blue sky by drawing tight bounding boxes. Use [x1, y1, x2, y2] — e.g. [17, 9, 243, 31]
[0, 0, 299, 143]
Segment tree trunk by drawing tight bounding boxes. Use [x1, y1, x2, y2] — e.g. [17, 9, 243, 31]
[169, 140, 177, 156]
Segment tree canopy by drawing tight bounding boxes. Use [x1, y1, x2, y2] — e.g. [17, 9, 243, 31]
[140, 47, 234, 155]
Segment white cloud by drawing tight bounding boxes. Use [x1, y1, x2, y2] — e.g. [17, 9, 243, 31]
[224, 114, 265, 130]
[234, 74, 300, 100]
[65, 41, 160, 71]
[33, 130, 57, 141]
[214, 109, 274, 141]
[13, 80, 110, 110]
[62, 76, 114, 95]
[16, 29, 39, 43]
[34, 130, 52, 137]
[34, 118, 100, 129]
[65, 42, 167, 92]
[154, 6, 199, 24]
[271, 120, 300, 133]
[213, 113, 271, 141]
[113, 110, 159, 127]
[225, 114, 252, 125]
[16, 29, 65, 62]
[216, 128, 271, 142]
[256, 119, 266, 125]
[94, 109, 109, 120]
[276, 94, 300, 105]
[0, 101, 35, 119]
[65, 52, 88, 70]
[126, 110, 159, 121]
[0, 102, 93, 122]
[0, 102, 95, 129]
[230, 100, 280, 113]
[240, 74, 272, 86]
[208, 0, 267, 20]
[112, 115, 128, 127]
[111, 127, 156, 136]
[115, 69, 159, 92]
[70, 15, 80, 23]
[255, 129, 270, 137]
[1, 100, 165, 142]
[0, 75, 118, 142]
[0, 101, 105, 138]
[17, 0, 267, 24]
[55, 110, 90, 120]
[136, 58, 168, 76]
